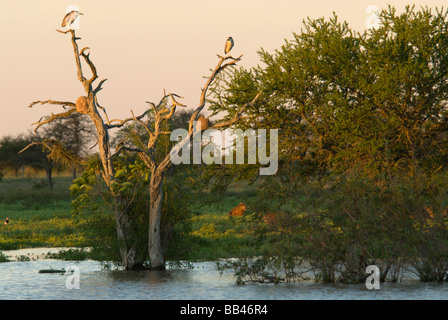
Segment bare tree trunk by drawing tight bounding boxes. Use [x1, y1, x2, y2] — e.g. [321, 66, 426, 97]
[114, 209, 146, 270]
[26, 29, 152, 271]
[91, 113, 147, 270]
[149, 175, 165, 270]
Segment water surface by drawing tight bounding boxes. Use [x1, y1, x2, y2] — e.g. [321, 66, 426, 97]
[1, 259, 447, 300]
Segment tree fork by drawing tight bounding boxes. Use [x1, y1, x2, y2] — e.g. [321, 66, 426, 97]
[116, 54, 261, 271]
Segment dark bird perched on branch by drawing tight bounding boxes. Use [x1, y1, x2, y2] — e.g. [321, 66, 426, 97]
[224, 36, 234, 56]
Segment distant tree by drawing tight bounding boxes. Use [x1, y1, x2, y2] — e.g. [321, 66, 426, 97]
[0, 134, 31, 177]
[39, 113, 95, 178]
[25, 134, 57, 190]
[0, 133, 56, 188]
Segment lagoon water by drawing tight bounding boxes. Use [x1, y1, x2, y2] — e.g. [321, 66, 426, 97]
[1, 257, 447, 300]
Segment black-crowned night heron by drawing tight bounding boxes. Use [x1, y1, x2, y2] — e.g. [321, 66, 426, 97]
[61, 10, 84, 29]
[224, 37, 234, 56]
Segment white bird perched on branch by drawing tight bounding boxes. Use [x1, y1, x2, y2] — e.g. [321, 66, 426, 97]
[61, 10, 83, 29]
[224, 36, 234, 56]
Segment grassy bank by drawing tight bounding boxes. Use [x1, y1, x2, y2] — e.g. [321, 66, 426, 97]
[0, 177, 91, 250]
[166, 198, 261, 261]
[2, 176, 447, 284]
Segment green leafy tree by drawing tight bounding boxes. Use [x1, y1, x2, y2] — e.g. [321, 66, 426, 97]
[210, 5, 448, 185]
[210, 6, 448, 283]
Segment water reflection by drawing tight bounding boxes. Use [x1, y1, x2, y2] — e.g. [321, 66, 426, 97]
[106, 269, 174, 284]
[0, 260, 447, 300]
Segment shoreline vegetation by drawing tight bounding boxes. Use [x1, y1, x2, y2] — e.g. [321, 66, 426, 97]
[1, 175, 447, 284]
[0, 175, 260, 264]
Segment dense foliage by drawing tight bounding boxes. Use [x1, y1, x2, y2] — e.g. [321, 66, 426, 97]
[211, 6, 448, 283]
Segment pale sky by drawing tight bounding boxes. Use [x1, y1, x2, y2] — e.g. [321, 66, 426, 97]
[0, 0, 446, 138]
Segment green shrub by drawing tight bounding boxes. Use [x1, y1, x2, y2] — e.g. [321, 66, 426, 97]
[0, 252, 9, 262]
[219, 173, 448, 284]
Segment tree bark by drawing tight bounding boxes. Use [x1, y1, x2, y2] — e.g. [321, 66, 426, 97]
[90, 112, 146, 271]
[114, 208, 146, 270]
[148, 175, 165, 270]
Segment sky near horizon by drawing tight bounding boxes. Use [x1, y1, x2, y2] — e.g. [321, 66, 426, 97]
[0, 0, 446, 138]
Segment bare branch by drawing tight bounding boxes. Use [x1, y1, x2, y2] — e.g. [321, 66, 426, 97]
[107, 101, 158, 129]
[80, 47, 90, 56]
[89, 138, 99, 150]
[216, 54, 243, 70]
[168, 93, 186, 107]
[56, 29, 71, 35]
[80, 47, 99, 87]
[108, 113, 145, 129]
[93, 78, 108, 94]
[146, 101, 157, 114]
[19, 139, 85, 166]
[130, 109, 155, 141]
[28, 99, 76, 109]
[31, 109, 77, 133]
[148, 93, 184, 112]
[143, 93, 186, 150]
[157, 91, 262, 176]
[156, 57, 257, 174]
[107, 144, 146, 161]
[160, 94, 185, 120]
[94, 95, 111, 125]
[188, 54, 242, 134]
[108, 93, 184, 130]
[66, 30, 87, 85]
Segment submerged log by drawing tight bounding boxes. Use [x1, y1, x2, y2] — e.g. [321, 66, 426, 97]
[38, 269, 66, 274]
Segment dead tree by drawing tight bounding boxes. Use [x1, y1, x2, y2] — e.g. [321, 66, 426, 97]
[27, 29, 146, 270]
[27, 26, 260, 270]
[109, 54, 261, 270]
